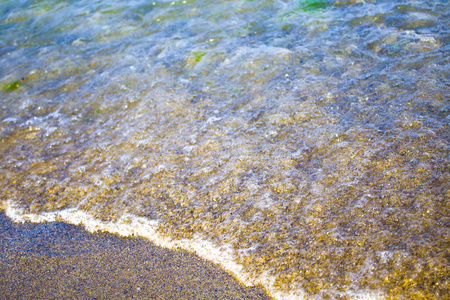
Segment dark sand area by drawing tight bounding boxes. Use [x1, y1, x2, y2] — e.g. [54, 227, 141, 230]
[0, 211, 272, 299]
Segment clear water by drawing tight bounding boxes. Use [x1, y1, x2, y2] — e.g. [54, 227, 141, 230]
[1, 0, 448, 298]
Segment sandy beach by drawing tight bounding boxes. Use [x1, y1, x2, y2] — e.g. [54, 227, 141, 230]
[1, 1, 448, 298]
[0, 211, 271, 299]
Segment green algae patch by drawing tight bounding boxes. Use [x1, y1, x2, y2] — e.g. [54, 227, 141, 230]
[2, 80, 20, 92]
[191, 51, 207, 63]
[186, 51, 208, 68]
[300, 0, 329, 12]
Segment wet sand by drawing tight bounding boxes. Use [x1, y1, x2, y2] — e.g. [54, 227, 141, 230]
[0, 211, 271, 299]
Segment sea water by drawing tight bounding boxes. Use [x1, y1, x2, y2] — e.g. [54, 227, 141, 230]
[0, 0, 448, 299]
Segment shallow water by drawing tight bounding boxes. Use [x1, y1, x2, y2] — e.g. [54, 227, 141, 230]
[1, 0, 449, 299]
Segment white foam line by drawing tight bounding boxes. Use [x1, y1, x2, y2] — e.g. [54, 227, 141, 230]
[2, 200, 383, 300]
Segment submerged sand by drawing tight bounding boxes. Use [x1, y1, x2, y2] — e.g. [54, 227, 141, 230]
[0, 211, 271, 299]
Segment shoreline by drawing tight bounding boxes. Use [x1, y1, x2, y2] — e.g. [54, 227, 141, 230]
[0, 211, 272, 299]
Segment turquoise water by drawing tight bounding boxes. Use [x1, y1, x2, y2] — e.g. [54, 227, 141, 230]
[1, 0, 449, 298]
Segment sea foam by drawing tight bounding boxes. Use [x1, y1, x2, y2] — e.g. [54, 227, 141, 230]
[2, 200, 383, 300]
